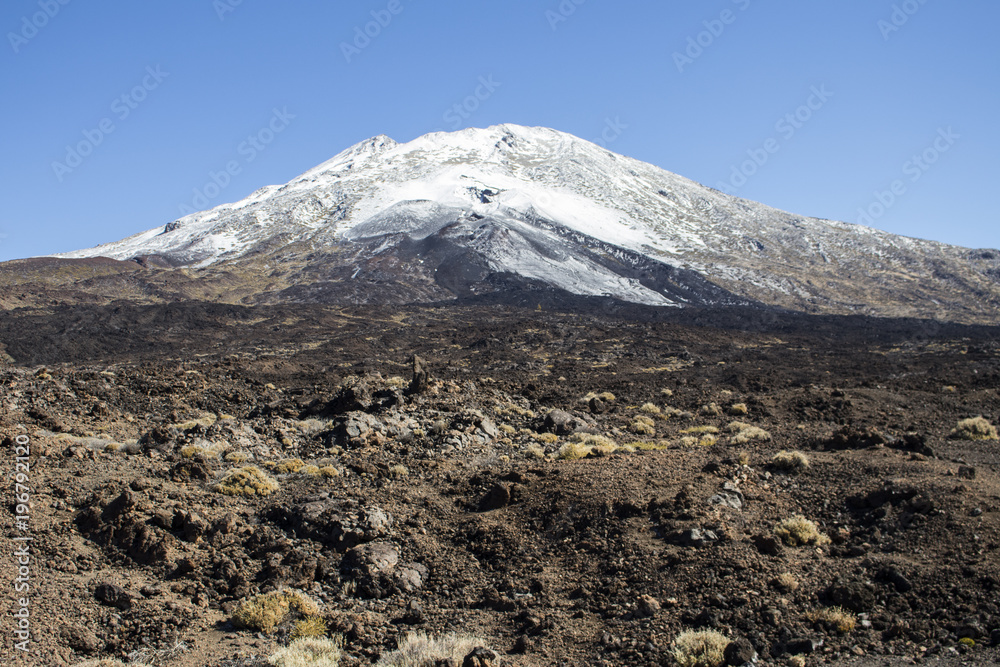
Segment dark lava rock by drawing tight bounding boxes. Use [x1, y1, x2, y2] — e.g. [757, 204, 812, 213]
[342, 541, 399, 598]
[785, 637, 823, 654]
[825, 426, 887, 450]
[329, 411, 385, 448]
[878, 567, 913, 593]
[588, 396, 606, 414]
[827, 579, 875, 613]
[724, 637, 757, 665]
[669, 527, 719, 548]
[958, 465, 977, 480]
[709, 488, 744, 510]
[410, 354, 429, 394]
[61, 625, 99, 654]
[327, 379, 374, 415]
[276, 501, 392, 551]
[94, 582, 132, 610]
[754, 535, 783, 556]
[542, 409, 581, 436]
[480, 483, 512, 511]
[462, 647, 500, 667]
[170, 459, 211, 482]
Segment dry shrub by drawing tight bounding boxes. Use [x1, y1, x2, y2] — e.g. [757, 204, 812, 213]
[808, 606, 857, 634]
[699, 403, 723, 416]
[558, 434, 618, 459]
[671, 629, 730, 667]
[774, 515, 830, 547]
[772, 572, 799, 592]
[216, 466, 280, 496]
[274, 458, 305, 474]
[639, 402, 661, 414]
[232, 590, 320, 634]
[290, 617, 329, 640]
[268, 636, 343, 667]
[375, 632, 487, 667]
[951, 416, 999, 441]
[728, 421, 771, 443]
[728, 403, 749, 415]
[772, 450, 810, 472]
[682, 425, 720, 435]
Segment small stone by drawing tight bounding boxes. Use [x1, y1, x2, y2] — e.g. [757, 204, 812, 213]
[480, 483, 511, 511]
[462, 646, 500, 667]
[762, 608, 782, 626]
[754, 535, 783, 556]
[785, 637, 823, 654]
[637, 595, 660, 618]
[61, 625, 99, 654]
[724, 637, 757, 665]
[95, 582, 133, 610]
[958, 465, 976, 480]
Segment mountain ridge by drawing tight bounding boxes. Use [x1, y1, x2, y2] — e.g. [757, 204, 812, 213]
[30, 123, 1000, 323]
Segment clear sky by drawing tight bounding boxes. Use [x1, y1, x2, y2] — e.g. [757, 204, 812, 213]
[2, 0, 998, 261]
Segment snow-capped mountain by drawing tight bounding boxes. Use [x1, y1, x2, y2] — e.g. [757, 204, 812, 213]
[51, 124, 1000, 321]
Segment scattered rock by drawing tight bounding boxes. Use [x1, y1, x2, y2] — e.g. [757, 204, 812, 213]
[785, 637, 823, 654]
[462, 647, 500, 667]
[636, 595, 660, 618]
[61, 625, 99, 654]
[724, 637, 756, 665]
[410, 355, 429, 394]
[827, 579, 876, 613]
[754, 535, 783, 556]
[480, 483, 512, 511]
[669, 527, 719, 548]
[94, 582, 132, 610]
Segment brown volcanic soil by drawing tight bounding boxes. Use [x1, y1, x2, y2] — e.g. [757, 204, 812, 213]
[1, 303, 999, 666]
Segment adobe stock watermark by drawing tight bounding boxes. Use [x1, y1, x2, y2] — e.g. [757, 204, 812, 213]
[7, 0, 72, 54]
[878, 0, 930, 41]
[51, 65, 170, 183]
[11, 434, 33, 654]
[856, 127, 958, 227]
[591, 116, 628, 149]
[178, 107, 295, 216]
[341, 0, 404, 64]
[546, 0, 587, 31]
[674, 0, 752, 73]
[716, 85, 833, 194]
[437, 75, 502, 131]
[214, 0, 244, 21]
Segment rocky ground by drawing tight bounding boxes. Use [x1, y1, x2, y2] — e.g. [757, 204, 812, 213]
[1, 303, 998, 666]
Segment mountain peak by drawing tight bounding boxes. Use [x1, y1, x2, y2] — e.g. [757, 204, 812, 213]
[47, 125, 1000, 323]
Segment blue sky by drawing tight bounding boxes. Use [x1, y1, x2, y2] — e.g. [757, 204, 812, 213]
[2, 0, 998, 261]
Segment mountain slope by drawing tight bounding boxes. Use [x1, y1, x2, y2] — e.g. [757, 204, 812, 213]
[48, 124, 1000, 322]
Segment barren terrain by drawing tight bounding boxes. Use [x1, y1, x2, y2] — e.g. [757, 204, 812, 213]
[1, 302, 998, 666]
